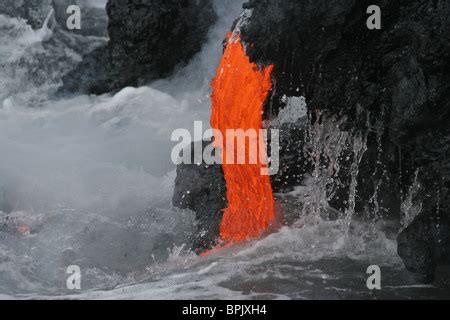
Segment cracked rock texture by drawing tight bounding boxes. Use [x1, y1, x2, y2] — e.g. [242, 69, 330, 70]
[61, 0, 217, 95]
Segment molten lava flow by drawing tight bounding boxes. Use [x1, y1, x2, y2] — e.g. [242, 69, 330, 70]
[211, 33, 275, 244]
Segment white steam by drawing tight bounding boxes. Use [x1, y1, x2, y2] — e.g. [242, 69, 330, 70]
[0, 0, 245, 294]
[0, 0, 244, 215]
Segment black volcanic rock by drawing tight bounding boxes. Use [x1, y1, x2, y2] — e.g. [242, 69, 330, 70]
[52, 0, 108, 37]
[398, 208, 450, 282]
[172, 124, 313, 252]
[270, 122, 313, 193]
[61, 0, 217, 95]
[238, 0, 450, 281]
[172, 142, 227, 254]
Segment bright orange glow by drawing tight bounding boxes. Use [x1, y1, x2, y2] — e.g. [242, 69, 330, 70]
[211, 33, 275, 244]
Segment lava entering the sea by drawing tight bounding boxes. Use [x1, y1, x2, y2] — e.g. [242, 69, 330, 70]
[211, 33, 275, 244]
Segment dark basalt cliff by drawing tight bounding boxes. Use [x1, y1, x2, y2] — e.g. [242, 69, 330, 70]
[242, 0, 450, 282]
[61, 0, 217, 95]
[174, 0, 450, 282]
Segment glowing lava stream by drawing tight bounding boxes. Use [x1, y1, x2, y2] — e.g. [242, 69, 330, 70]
[211, 33, 275, 244]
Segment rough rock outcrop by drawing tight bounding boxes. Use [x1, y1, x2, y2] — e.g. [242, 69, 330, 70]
[61, 0, 217, 95]
[239, 0, 450, 281]
[53, 0, 108, 37]
[398, 209, 450, 282]
[270, 122, 312, 193]
[172, 123, 313, 252]
[172, 142, 226, 254]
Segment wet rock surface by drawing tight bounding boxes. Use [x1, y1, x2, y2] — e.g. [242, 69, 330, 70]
[398, 209, 450, 282]
[172, 123, 313, 252]
[270, 122, 313, 193]
[61, 0, 217, 95]
[173, 142, 227, 253]
[239, 0, 450, 281]
[52, 0, 108, 37]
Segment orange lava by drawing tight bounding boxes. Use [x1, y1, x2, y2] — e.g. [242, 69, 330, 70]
[211, 33, 275, 244]
[17, 224, 31, 235]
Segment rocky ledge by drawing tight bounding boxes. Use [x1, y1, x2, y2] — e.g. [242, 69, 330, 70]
[60, 0, 217, 95]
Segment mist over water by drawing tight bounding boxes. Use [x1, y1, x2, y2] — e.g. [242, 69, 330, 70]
[0, 0, 245, 295]
[0, 0, 245, 209]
